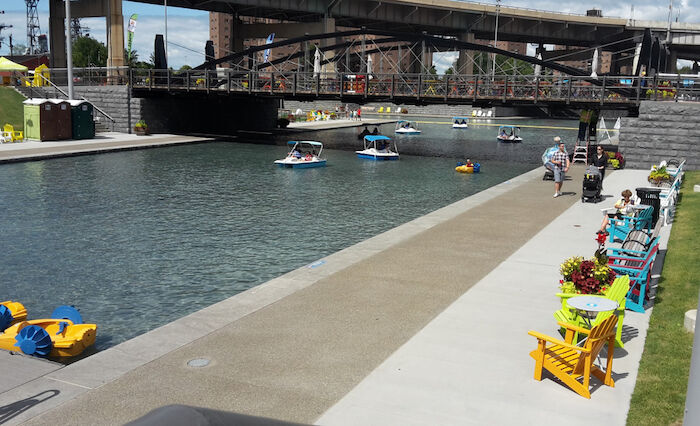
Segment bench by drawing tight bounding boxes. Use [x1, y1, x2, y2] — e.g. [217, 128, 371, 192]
[657, 173, 683, 224]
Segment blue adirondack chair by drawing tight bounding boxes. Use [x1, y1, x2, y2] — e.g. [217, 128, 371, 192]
[608, 240, 659, 313]
[607, 205, 654, 243]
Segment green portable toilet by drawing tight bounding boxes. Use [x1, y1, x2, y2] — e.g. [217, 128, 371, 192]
[23, 98, 60, 141]
[67, 100, 95, 139]
[48, 99, 73, 140]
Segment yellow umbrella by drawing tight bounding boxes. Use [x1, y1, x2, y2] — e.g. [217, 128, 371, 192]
[0, 57, 29, 72]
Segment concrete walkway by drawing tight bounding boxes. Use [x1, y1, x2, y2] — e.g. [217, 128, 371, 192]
[1, 166, 664, 425]
[0, 133, 214, 163]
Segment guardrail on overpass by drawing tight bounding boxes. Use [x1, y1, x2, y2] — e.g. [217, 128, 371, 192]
[24, 67, 700, 108]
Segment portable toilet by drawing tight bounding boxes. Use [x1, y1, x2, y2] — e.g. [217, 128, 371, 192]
[23, 98, 58, 141]
[67, 100, 95, 139]
[48, 99, 73, 140]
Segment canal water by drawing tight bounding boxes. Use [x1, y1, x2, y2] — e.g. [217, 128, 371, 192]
[0, 117, 578, 353]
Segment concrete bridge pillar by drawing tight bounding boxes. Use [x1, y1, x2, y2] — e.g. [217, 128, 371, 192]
[456, 32, 475, 75]
[668, 49, 678, 73]
[48, 0, 66, 68]
[321, 17, 336, 75]
[107, 0, 125, 69]
[48, 0, 124, 69]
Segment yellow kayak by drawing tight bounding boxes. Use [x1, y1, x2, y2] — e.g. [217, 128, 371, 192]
[455, 165, 474, 173]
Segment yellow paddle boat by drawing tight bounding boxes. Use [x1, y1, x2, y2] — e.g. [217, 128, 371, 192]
[0, 301, 27, 330]
[0, 305, 97, 358]
[455, 160, 481, 174]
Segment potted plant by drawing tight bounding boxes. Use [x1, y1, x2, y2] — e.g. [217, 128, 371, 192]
[648, 165, 672, 187]
[607, 151, 625, 169]
[134, 120, 149, 135]
[559, 254, 616, 297]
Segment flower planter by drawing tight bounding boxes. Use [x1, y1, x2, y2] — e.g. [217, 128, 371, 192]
[134, 127, 149, 136]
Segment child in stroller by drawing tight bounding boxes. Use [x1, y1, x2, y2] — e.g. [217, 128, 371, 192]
[582, 165, 602, 203]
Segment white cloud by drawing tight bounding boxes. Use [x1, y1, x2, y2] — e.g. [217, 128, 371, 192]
[0, 10, 210, 68]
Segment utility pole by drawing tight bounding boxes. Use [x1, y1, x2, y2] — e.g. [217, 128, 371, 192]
[0, 11, 12, 52]
[65, 0, 74, 100]
[666, 0, 673, 44]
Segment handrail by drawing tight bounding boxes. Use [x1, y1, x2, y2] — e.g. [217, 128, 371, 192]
[126, 69, 700, 106]
[31, 72, 118, 132]
[35, 72, 69, 98]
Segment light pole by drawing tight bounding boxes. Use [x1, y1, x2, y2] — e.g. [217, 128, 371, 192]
[492, 0, 500, 81]
[65, 0, 74, 99]
[164, 0, 168, 66]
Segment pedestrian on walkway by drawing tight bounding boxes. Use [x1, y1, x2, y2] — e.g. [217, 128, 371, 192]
[357, 107, 362, 121]
[592, 146, 607, 181]
[578, 109, 591, 142]
[551, 137, 570, 198]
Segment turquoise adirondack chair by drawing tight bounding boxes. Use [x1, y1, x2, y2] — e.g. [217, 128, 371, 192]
[608, 205, 654, 243]
[608, 243, 659, 313]
[554, 275, 630, 347]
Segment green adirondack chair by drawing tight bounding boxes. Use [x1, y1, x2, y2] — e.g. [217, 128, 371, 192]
[554, 275, 630, 348]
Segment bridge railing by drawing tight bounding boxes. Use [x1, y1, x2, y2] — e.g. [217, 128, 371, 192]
[123, 68, 700, 105]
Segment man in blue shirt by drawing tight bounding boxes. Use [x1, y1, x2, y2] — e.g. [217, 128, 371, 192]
[551, 138, 570, 198]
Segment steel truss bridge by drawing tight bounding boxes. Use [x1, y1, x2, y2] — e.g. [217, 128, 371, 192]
[39, 29, 700, 110]
[125, 69, 697, 109]
[122, 29, 698, 109]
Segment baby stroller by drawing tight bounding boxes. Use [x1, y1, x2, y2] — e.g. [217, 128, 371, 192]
[581, 165, 602, 203]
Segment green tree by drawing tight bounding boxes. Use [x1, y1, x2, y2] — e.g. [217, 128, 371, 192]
[72, 36, 107, 67]
[678, 65, 692, 74]
[11, 43, 28, 55]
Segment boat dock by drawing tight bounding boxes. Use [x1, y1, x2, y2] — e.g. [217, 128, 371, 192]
[0, 133, 214, 164]
[285, 118, 395, 131]
[0, 165, 667, 425]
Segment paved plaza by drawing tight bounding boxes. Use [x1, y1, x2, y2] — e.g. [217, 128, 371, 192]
[0, 164, 668, 425]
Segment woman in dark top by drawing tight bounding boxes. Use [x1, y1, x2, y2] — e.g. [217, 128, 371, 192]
[592, 146, 608, 180]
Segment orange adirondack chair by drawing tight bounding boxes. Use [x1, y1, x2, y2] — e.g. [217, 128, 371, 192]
[528, 314, 617, 398]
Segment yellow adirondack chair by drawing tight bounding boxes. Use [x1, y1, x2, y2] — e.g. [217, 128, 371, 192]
[554, 275, 630, 347]
[3, 124, 23, 142]
[528, 314, 617, 399]
[378, 106, 384, 113]
[386, 107, 391, 113]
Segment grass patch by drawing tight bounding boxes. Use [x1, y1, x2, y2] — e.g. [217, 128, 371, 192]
[0, 86, 26, 131]
[627, 171, 700, 425]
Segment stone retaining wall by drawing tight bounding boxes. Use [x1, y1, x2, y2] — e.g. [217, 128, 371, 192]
[619, 101, 700, 170]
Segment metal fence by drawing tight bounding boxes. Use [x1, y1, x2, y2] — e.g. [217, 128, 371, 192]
[10, 66, 700, 105]
[125, 69, 700, 105]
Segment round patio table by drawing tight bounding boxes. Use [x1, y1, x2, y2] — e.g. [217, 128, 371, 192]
[566, 295, 619, 328]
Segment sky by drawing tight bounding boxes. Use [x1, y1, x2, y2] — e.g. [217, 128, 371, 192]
[0, 0, 697, 70]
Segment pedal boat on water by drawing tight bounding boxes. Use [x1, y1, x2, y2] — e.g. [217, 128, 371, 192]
[394, 120, 421, 135]
[356, 135, 399, 160]
[496, 125, 522, 143]
[452, 117, 469, 129]
[274, 141, 327, 168]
